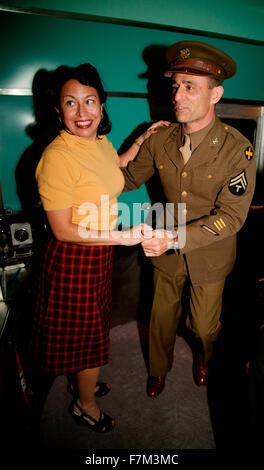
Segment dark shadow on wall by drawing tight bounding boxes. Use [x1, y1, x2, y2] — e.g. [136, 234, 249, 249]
[117, 43, 174, 152]
[118, 44, 174, 222]
[15, 69, 59, 251]
[139, 44, 174, 123]
[15, 72, 57, 206]
[15, 68, 59, 213]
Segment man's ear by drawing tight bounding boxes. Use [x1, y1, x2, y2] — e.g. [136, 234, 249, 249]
[211, 85, 224, 105]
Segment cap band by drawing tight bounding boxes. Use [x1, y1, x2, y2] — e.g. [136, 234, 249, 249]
[169, 58, 223, 77]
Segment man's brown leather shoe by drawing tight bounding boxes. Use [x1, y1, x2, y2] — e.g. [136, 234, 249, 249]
[147, 375, 166, 397]
[193, 352, 209, 386]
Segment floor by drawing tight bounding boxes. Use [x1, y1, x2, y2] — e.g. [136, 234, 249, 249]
[38, 323, 215, 450]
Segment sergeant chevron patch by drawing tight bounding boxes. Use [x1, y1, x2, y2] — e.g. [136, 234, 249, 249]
[228, 170, 248, 195]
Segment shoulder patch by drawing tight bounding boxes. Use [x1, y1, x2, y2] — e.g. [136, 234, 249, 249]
[228, 170, 248, 196]
[244, 146, 254, 161]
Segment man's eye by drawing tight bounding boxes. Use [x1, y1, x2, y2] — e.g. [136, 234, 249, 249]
[187, 85, 193, 90]
[86, 99, 94, 104]
[66, 100, 75, 106]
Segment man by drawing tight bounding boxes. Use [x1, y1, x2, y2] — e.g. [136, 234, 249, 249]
[122, 41, 256, 396]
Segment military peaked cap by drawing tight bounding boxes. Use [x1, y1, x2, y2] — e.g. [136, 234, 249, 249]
[164, 41, 237, 82]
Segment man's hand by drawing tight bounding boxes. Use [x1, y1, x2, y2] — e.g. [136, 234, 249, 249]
[141, 228, 178, 257]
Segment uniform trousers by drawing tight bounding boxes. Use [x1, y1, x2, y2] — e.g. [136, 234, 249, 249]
[149, 254, 225, 376]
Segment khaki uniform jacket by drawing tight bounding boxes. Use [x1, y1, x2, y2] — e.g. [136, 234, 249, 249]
[122, 116, 256, 285]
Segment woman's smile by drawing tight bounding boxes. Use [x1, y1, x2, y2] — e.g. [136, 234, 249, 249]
[75, 120, 93, 129]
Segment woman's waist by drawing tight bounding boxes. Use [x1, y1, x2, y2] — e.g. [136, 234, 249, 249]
[72, 196, 119, 230]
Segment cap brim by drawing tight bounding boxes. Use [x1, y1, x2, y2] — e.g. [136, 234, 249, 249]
[164, 68, 216, 78]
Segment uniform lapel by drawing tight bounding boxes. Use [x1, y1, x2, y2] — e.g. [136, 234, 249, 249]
[163, 125, 184, 169]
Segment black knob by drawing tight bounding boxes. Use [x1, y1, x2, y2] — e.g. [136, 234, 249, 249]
[14, 228, 29, 242]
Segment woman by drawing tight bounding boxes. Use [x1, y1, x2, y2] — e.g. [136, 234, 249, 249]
[30, 62, 169, 433]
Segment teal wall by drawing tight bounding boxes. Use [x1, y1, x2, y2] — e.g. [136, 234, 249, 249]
[0, 6, 263, 212]
[2, 0, 264, 42]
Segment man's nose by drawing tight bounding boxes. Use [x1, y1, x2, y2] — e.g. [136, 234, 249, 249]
[172, 87, 183, 103]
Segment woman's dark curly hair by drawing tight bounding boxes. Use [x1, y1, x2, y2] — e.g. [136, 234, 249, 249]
[53, 63, 111, 136]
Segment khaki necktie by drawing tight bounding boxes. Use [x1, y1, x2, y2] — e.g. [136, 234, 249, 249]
[179, 134, 192, 165]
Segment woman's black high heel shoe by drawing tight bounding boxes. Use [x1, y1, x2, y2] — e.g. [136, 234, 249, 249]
[69, 400, 115, 433]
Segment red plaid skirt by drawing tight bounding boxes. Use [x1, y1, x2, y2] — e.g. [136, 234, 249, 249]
[30, 238, 114, 376]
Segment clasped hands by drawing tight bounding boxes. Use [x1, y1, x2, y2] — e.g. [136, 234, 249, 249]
[141, 224, 178, 257]
[121, 223, 178, 256]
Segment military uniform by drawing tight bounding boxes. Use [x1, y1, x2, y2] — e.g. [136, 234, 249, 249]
[123, 117, 256, 372]
[122, 41, 256, 381]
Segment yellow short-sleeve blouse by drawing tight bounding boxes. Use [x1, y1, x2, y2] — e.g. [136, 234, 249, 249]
[36, 130, 125, 230]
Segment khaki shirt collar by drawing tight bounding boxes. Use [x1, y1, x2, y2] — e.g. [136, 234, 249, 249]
[181, 115, 216, 152]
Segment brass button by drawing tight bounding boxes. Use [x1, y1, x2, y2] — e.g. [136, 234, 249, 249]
[224, 125, 229, 130]
[181, 191, 187, 197]
[208, 174, 212, 179]
[182, 209, 188, 215]
[159, 164, 163, 170]
[182, 171, 188, 178]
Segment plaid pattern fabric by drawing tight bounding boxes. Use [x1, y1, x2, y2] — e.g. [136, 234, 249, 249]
[30, 237, 114, 375]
